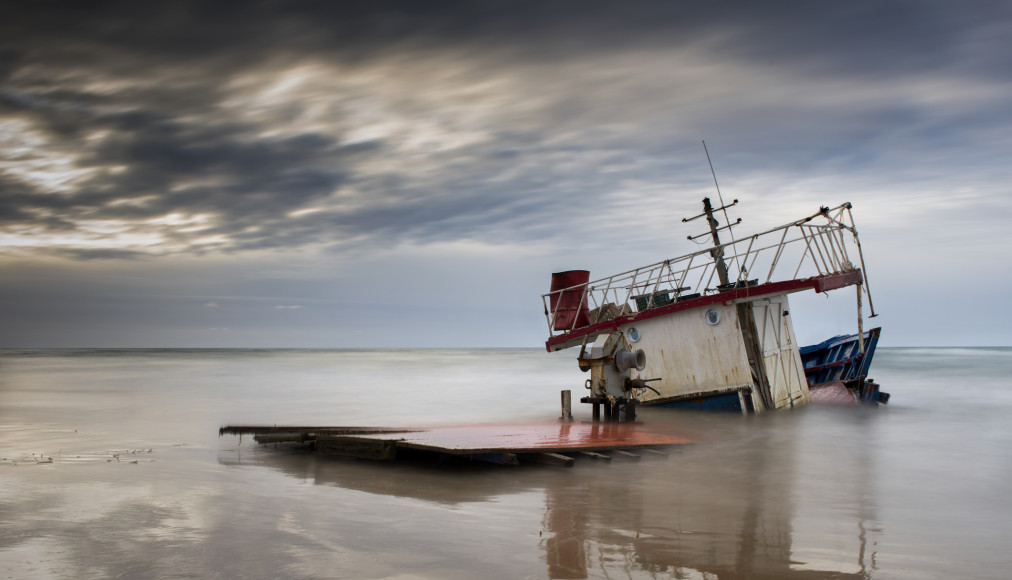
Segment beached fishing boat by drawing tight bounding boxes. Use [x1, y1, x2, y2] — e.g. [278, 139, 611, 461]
[222, 200, 885, 464]
[542, 198, 886, 419]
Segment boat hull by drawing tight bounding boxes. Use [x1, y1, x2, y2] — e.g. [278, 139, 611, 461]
[800, 328, 887, 405]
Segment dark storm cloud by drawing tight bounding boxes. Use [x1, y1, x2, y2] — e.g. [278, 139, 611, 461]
[1, 0, 1010, 259]
[1, 0, 1012, 348]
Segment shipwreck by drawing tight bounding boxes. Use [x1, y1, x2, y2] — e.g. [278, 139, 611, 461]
[542, 198, 886, 421]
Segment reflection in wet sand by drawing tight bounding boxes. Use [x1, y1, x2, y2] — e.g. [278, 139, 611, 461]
[7, 348, 1011, 579]
[538, 413, 875, 579]
[220, 410, 877, 579]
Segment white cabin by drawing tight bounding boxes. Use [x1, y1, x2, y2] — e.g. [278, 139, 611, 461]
[543, 202, 872, 415]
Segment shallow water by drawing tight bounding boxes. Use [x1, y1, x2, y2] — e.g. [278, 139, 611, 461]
[1, 347, 1011, 579]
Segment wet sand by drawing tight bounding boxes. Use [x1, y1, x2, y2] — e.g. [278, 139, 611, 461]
[2, 348, 1011, 579]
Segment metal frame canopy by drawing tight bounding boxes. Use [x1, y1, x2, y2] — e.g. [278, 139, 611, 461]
[542, 203, 874, 352]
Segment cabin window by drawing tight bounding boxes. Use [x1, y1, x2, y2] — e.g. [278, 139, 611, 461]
[704, 309, 721, 326]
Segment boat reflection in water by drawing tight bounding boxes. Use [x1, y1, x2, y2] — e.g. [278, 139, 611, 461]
[538, 412, 879, 579]
[219, 408, 881, 579]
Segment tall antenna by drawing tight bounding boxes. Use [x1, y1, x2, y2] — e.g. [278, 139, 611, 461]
[702, 140, 743, 278]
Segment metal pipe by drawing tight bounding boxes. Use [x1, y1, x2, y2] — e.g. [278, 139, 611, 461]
[646, 261, 670, 309]
[847, 206, 878, 317]
[739, 235, 757, 281]
[812, 228, 836, 271]
[821, 227, 844, 271]
[744, 239, 764, 282]
[792, 243, 809, 279]
[813, 228, 834, 272]
[594, 277, 614, 324]
[676, 254, 695, 292]
[543, 296, 554, 335]
[857, 283, 865, 355]
[799, 227, 826, 276]
[835, 227, 852, 268]
[766, 227, 791, 283]
[621, 268, 641, 312]
[550, 291, 564, 332]
[560, 390, 573, 423]
[573, 283, 591, 331]
[704, 260, 718, 292]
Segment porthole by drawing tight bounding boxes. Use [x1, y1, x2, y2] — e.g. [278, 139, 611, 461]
[626, 327, 641, 342]
[704, 309, 721, 326]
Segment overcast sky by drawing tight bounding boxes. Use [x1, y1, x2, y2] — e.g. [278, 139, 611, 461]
[1, 0, 1010, 347]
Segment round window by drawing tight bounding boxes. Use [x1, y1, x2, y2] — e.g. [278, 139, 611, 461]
[704, 309, 721, 326]
[626, 327, 641, 342]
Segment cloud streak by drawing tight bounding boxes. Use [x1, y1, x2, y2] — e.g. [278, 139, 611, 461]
[1, 1, 1011, 346]
[2, 0, 1009, 260]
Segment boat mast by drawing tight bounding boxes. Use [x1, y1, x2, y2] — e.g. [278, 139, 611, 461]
[702, 197, 730, 286]
[686, 141, 742, 285]
[685, 148, 773, 411]
[683, 195, 740, 284]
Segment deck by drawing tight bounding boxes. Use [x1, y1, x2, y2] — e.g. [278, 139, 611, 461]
[546, 270, 864, 351]
[220, 422, 694, 466]
[542, 202, 876, 352]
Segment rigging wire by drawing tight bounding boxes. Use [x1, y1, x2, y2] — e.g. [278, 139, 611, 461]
[702, 140, 744, 279]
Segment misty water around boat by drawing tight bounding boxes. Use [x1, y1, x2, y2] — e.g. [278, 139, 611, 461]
[2, 348, 1011, 579]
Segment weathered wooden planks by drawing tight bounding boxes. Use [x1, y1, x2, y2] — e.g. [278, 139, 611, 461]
[220, 422, 693, 465]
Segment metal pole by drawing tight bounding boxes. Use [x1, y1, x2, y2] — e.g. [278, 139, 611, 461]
[703, 197, 731, 286]
[857, 283, 865, 355]
[560, 390, 574, 423]
[846, 206, 878, 317]
[703, 140, 743, 275]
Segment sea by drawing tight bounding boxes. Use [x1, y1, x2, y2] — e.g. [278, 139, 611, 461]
[1, 347, 1010, 580]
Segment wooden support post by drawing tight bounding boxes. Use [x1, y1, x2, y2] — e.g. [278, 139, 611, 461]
[560, 390, 574, 422]
[640, 448, 669, 456]
[579, 451, 612, 461]
[610, 402, 622, 422]
[625, 399, 636, 423]
[538, 452, 575, 467]
[592, 403, 600, 422]
[316, 436, 397, 460]
[737, 302, 774, 412]
[611, 449, 641, 461]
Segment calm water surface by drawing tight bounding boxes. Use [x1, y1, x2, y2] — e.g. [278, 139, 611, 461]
[1, 348, 1010, 579]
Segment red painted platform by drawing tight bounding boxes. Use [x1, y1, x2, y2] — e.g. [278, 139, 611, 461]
[348, 422, 693, 454]
[220, 422, 693, 462]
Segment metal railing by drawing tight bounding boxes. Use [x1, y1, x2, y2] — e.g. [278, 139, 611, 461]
[542, 203, 870, 336]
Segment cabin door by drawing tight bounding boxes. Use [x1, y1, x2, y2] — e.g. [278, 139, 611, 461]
[751, 296, 809, 408]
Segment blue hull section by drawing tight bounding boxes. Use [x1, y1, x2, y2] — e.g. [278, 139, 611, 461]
[800, 327, 881, 386]
[654, 391, 744, 412]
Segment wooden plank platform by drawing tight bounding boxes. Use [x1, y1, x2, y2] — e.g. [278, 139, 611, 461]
[220, 422, 693, 465]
